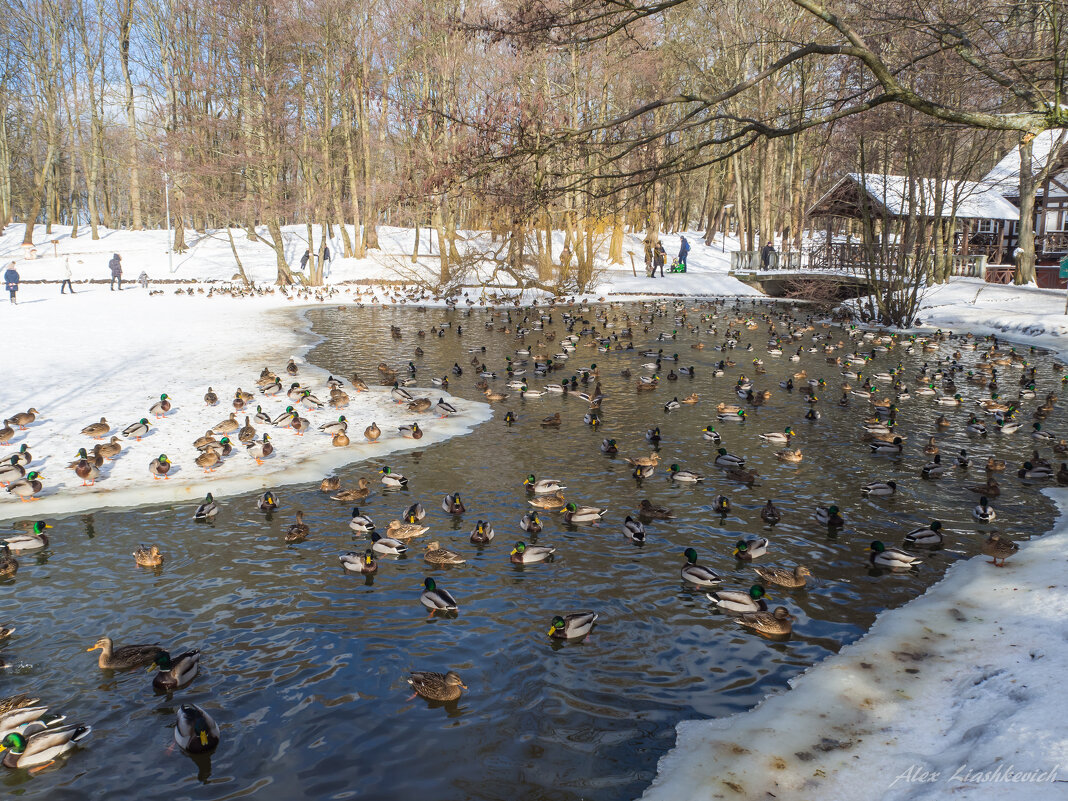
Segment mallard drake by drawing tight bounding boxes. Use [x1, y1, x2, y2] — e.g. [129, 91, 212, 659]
[681, 548, 722, 587]
[398, 423, 422, 440]
[260, 378, 283, 397]
[87, 636, 164, 669]
[736, 606, 794, 637]
[97, 436, 122, 460]
[204, 388, 218, 406]
[815, 505, 844, 527]
[903, 521, 943, 548]
[246, 434, 274, 464]
[600, 438, 618, 454]
[149, 394, 172, 418]
[253, 406, 272, 426]
[339, 549, 378, 574]
[732, 537, 769, 560]
[403, 502, 426, 523]
[6, 473, 43, 503]
[563, 502, 606, 523]
[152, 649, 200, 691]
[193, 493, 219, 520]
[123, 418, 150, 440]
[638, 499, 674, 519]
[469, 520, 495, 544]
[870, 436, 904, 454]
[380, 467, 407, 487]
[1018, 461, 1053, 480]
[149, 454, 172, 479]
[174, 704, 219, 754]
[390, 384, 414, 404]
[707, 584, 768, 613]
[702, 425, 722, 443]
[213, 413, 240, 434]
[0, 545, 17, 578]
[717, 409, 747, 422]
[420, 577, 458, 612]
[753, 565, 811, 588]
[668, 463, 704, 482]
[0, 456, 25, 486]
[319, 416, 348, 437]
[0, 724, 92, 768]
[510, 541, 555, 563]
[982, 533, 1019, 567]
[408, 670, 467, 701]
[285, 511, 309, 542]
[347, 507, 374, 533]
[921, 454, 944, 478]
[759, 428, 794, 444]
[424, 541, 466, 565]
[442, 492, 465, 514]
[71, 450, 100, 486]
[290, 414, 311, 435]
[369, 532, 409, 557]
[714, 448, 745, 468]
[132, 543, 164, 567]
[972, 496, 996, 522]
[2, 521, 49, 551]
[80, 417, 110, 439]
[861, 480, 897, 496]
[524, 475, 567, 494]
[547, 612, 598, 640]
[868, 540, 923, 569]
[622, 515, 646, 543]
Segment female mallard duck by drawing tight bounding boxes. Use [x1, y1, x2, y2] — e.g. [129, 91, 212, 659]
[320, 476, 341, 492]
[407, 398, 433, 413]
[193, 493, 219, 520]
[753, 565, 811, 588]
[420, 577, 458, 612]
[563, 502, 607, 523]
[903, 521, 943, 548]
[986, 457, 1006, 473]
[403, 502, 426, 522]
[972, 496, 997, 522]
[72, 450, 100, 486]
[861, 480, 897, 496]
[442, 492, 465, 514]
[399, 423, 422, 440]
[123, 418, 150, 440]
[982, 533, 1019, 567]
[80, 417, 110, 439]
[776, 448, 803, 463]
[194, 449, 220, 472]
[286, 358, 298, 375]
[5, 409, 39, 430]
[923, 436, 939, 456]
[247, 434, 274, 464]
[364, 422, 381, 443]
[237, 417, 256, 443]
[540, 412, 561, 427]
[387, 519, 429, 540]
[149, 454, 172, 479]
[149, 394, 172, 418]
[708, 584, 768, 613]
[469, 520, 495, 544]
[0, 724, 92, 768]
[213, 413, 240, 434]
[2, 521, 50, 551]
[868, 540, 923, 569]
[348, 507, 374, 532]
[815, 504, 844, 527]
[682, 392, 699, 403]
[97, 436, 122, 460]
[407, 670, 466, 701]
[0, 545, 18, 578]
[483, 388, 508, 402]
[86, 636, 164, 669]
[339, 549, 378, 574]
[736, 606, 794, 637]
[284, 511, 309, 542]
[724, 466, 758, 485]
[966, 478, 1000, 496]
[547, 611, 598, 640]
[0, 423, 13, 445]
[380, 467, 407, 487]
[0, 695, 45, 735]
[174, 704, 219, 754]
[732, 537, 769, 561]
[204, 388, 218, 406]
[934, 414, 950, 429]
[622, 515, 646, 543]
[424, 541, 466, 565]
[333, 478, 371, 503]
[510, 541, 555, 564]
[524, 475, 567, 494]
[520, 511, 542, 534]
[760, 500, 782, 525]
[638, 499, 674, 519]
[681, 548, 722, 588]
[133, 544, 164, 567]
[371, 532, 408, 556]
[6, 473, 44, 503]
[625, 452, 660, 469]
[152, 649, 200, 691]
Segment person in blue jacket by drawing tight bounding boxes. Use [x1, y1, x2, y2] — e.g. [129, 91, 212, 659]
[3, 261, 18, 305]
[678, 236, 690, 269]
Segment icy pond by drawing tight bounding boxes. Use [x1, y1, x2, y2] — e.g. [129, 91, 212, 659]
[2, 299, 1061, 800]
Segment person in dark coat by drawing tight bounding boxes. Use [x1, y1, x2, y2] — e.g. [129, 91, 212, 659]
[300, 250, 310, 271]
[109, 253, 123, 290]
[322, 245, 331, 264]
[678, 236, 690, 269]
[3, 262, 18, 304]
[653, 242, 667, 277]
[760, 241, 776, 270]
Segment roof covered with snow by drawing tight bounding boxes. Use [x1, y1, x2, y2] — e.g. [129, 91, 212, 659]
[809, 173, 1019, 221]
[982, 129, 1068, 198]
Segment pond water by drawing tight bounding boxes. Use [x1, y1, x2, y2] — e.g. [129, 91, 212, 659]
[3, 299, 1060, 800]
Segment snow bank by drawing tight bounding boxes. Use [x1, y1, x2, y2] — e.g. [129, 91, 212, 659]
[0, 283, 489, 521]
[640, 490, 1068, 801]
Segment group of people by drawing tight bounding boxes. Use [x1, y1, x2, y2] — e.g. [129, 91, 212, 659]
[3, 253, 148, 304]
[647, 236, 690, 277]
[299, 246, 331, 273]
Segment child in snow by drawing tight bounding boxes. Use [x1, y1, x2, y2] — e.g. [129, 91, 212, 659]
[138, 271, 149, 289]
[3, 261, 18, 304]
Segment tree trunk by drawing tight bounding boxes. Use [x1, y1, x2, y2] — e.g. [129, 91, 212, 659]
[267, 219, 294, 285]
[118, 0, 142, 229]
[1015, 137, 1037, 285]
[608, 215, 624, 264]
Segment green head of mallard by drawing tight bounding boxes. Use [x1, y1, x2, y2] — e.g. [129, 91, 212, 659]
[262, 434, 270, 442]
[564, 502, 577, 512]
[32, 521, 51, 534]
[139, 418, 149, 425]
[717, 448, 727, 456]
[511, 541, 526, 556]
[338, 415, 346, 422]
[0, 732, 27, 754]
[204, 492, 214, 503]
[150, 650, 175, 671]
[670, 464, 682, 473]
[524, 474, 536, 486]
[220, 437, 230, 445]
[732, 540, 749, 556]
[18, 444, 27, 453]
[158, 454, 169, 464]
[423, 577, 438, 592]
[160, 393, 169, 400]
[290, 383, 300, 389]
[748, 584, 767, 600]
[784, 427, 794, 436]
[381, 467, 393, 475]
[548, 616, 567, 636]
[868, 540, 888, 554]
[737, 410, 746, 418]
[828, 505, 839, 515]
[77, 448, 88, 458]
[25, 471, 40, 482]
[683, 547, 699, 565]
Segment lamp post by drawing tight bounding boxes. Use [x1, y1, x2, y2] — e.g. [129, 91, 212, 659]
[164, 171, 174, 274]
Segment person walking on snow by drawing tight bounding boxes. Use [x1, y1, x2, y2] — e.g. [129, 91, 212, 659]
[300, 249, 310, 271]
[61, 256, 74, 294]
[760, 241, 776, 270]
[678, 236, 690, 270]
[109, 253, 123, 290]
[138, 271, 149, 289]
[3, 261, 18, 304]
[322, 244, 331, 264]
[653, 241, 667, 277]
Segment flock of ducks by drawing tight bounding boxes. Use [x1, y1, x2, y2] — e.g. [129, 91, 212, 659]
[0, 295, 1062, 772]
